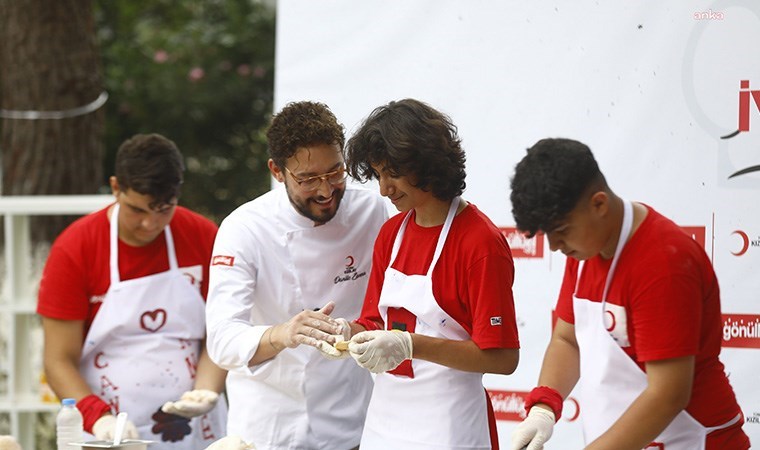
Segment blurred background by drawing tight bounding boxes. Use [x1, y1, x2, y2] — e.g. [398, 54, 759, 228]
[0, 0, 276, 446]
[1, 0, 276, 242]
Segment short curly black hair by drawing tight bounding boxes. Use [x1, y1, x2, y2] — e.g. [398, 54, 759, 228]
[510, 138, 606, 237]
[115, 133, 184, 209]
[346, 98, 466, 201]
[266, 101, 345, 168]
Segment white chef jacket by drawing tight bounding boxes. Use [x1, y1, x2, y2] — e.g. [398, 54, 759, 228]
[206, 184, 388, 450]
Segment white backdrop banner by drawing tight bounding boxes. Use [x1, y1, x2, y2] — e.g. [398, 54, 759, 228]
[275, 1, 760, 447]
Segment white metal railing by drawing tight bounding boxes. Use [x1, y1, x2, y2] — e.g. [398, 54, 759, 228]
[0, 195, 112, 449]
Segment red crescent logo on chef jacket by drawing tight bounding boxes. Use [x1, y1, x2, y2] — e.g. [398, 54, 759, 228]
[345, 255, 355, 267]
[140, 309, 167, 332]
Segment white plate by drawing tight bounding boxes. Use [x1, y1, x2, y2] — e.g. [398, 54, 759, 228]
[70, 439, 154, 449]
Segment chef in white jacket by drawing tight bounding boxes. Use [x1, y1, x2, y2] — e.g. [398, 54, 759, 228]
[206, 101, 388, 450]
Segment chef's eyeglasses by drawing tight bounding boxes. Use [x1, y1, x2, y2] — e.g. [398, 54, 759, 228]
[285, 165, 348, 191]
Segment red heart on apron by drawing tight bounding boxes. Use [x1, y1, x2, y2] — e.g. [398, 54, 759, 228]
[140, 308, 167, 332]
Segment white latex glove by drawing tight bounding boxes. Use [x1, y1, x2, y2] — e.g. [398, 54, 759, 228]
[348, 330, 413, 373]
[204, 435, 256, 450]
[510, 406, 555, 450]
[92, 414, 140, 441]
[161, 389, 220, 418]
[316, 318, 351, 360]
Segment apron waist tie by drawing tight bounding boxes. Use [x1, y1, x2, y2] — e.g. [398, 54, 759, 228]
[705, 412, 742, 434]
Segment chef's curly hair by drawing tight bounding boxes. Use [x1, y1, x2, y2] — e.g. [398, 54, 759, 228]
[266, 101, 345, 168]
[510, 138, 607, 237]
[346, 98, 466, 201]
[115, 133, 184, 210]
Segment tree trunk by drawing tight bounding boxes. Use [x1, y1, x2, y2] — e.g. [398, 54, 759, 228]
[0, 0, 105, 243]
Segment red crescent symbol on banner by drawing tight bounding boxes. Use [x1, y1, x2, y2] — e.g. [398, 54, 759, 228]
[565, 397, 580, 422]
[346, 255, 355, 267]
[94, 352, 109, 369]
[731, 230, 749, 256]
[604, 310, 616, 332]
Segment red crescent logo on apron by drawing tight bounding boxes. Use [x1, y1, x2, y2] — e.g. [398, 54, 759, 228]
[604, 310, 616, 332]
[140, 309, 167, 332]
[565, 397, 581, 422]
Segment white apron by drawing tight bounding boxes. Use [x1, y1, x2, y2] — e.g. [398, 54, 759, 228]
[574, 200, 740, 449]
[80, 204, 226, 449]
[361, 198, 492, 450]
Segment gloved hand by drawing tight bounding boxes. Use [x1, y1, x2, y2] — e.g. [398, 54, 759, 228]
[92, 414, 140, 441]
[204, 435, 256, 449]
[151, 407, 191, 442]
[348, 330, 413, 373]
[316, 318, 351, 360]
[510, 406, 555, 450]
[161, 389, 220, 418]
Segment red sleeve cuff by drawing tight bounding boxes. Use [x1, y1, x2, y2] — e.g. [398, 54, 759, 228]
[524, 386, 563, 422]
[353, 318, 383, 331]
[77, 394, 112, 433]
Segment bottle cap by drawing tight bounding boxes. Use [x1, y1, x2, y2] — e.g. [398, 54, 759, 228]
[62, 398, 76, 406]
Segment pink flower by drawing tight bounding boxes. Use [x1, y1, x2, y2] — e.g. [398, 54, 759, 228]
[188, 67, 205, 82]
[153, 50, 169, 63]
[253, 66, 266, 78]
[236, 64, 252, 77]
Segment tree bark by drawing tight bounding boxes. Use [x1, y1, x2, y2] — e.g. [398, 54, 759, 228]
[0, 0, 105, 243]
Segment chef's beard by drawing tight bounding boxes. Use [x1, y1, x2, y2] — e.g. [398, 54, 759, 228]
[286, 182, 345, 225]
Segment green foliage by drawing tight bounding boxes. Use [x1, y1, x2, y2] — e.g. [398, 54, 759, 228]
[95, 0, 275, 223]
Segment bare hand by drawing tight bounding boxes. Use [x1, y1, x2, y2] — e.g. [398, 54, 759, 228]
[271, 301, 342, 349]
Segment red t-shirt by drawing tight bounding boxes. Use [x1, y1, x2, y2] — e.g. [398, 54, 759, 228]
[357, 203, 519, 350]
[37, 204, 218, 337]
[556, 205, 745, 436]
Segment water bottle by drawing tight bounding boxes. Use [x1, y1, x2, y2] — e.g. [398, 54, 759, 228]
[56, 398, 83, 450]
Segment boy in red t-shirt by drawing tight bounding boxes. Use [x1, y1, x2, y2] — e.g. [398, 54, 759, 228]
[320, 98, 520, 449]
[509, 138, 749, 450]
[37, 134, 227, 447]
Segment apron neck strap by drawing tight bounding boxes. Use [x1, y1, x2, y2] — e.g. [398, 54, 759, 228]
[389, 211, 413, 265]
[426, 197, 460, 276]
[601, 199, 633, 302]
[388, 197, 461, 275]
[164, 226, 179, 270]
[109, 203, 178, 285]
[109, 203, 120, 285]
